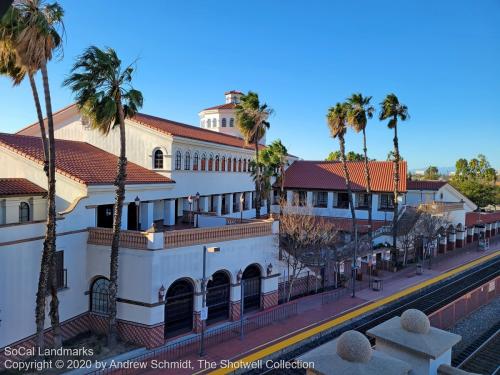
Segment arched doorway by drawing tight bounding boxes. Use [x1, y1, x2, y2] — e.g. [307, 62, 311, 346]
[242, 264, 261, 313]
[206, 271, 230, 324]
[164, 279, 194, 338]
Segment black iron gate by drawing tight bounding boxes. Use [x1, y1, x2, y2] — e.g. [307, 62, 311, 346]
[207, 273, 230, 324]
[165, 280, 194, 338]
[243, 276, 261, 313]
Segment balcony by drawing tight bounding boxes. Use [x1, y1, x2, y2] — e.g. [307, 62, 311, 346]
[87, 218, 276, 250]
[418, 201, 464, 213]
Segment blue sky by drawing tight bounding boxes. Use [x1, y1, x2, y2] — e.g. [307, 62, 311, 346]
[1, 0, 499, 170]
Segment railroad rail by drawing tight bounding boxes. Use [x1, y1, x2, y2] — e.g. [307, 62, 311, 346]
[454, 323, 500, 375]
[241, 254, 500, 375]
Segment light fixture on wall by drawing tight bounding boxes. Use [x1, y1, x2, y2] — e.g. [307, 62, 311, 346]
[267, 263, 273, 276]
[236, 269, 243, 283]
[158, 284, 166, 302]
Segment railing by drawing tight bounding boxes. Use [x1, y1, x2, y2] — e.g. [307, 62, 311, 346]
[164, 220, 274, 248]
[419, 201, 464, 213]
[85, 303, 297, 375]
[87, 227, 149, 249]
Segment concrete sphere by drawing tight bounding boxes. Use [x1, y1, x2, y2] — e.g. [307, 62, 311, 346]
[336, 330, 372, 363]
[401, 309, 430, 334]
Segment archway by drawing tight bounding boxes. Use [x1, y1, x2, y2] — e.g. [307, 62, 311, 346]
[164, 279, 194, 338]
[90, 277, 110, 314]
[242, 264, 261, 313]
[206, 271, 230, 324]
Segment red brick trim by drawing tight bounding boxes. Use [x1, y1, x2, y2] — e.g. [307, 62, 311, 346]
[261, 291, 278, 310]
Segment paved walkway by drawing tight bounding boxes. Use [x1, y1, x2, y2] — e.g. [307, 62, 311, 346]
[137, 242, 499, 375]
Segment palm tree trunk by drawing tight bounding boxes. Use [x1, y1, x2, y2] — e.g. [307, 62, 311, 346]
[392, 118, 400, 269]
[28, 72, 49, 176]
[40, 61, 62, 349]
[108, 99, 127, 347]
[338, 135, 358, 296]
[254, 138, 261, 219]
[362, 128, 373, 244]
[279, 164, 285, 218]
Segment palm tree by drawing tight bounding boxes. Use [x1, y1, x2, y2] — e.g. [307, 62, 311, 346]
[2, 0, 64, 350]
[236, 91, 273, 219]
[379, 93, 409, 269]
[327, 102, 358, 297]
[346, 93, 375, 245]
[64, 46, 143, 346]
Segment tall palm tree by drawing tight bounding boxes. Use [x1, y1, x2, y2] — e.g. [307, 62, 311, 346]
[236, 91, 272, 219]
[64, 46, 143, 346]
[346, 93, 375, 244]
[327, 102, 358, 297]
[379, 93, 409, 268]
[2, 0, 64, 350]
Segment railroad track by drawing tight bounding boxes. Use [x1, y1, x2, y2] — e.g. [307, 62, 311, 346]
[454, 324, 500, 375]
[248, 256, 500, 375]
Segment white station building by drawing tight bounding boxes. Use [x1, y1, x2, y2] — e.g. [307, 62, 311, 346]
[0, 92, 287, 354]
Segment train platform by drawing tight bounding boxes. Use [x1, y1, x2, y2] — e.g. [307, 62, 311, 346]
[138, 242, 500, 375]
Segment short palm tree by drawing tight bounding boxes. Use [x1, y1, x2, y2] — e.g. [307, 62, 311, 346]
[236, 91, 272, 219]
[64, 46, 143, 346]
[2, 0, 64, 350]
[379, 93, 409, 268]
[327, 102, 358, 296]
[346, 93, 375, 243]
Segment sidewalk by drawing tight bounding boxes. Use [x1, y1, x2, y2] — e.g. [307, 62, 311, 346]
[139, 242, 499, 375]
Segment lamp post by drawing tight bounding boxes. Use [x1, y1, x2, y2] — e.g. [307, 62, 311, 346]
[134, 196, 140, 231]
[195, 192, 200, 227]
[239, 194, 244, 223]
[199, 245, 220, 357]
[188, 195, 193, 226]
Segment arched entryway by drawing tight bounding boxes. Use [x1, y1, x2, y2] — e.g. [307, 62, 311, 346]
[164, 279, 194, 338]
[242, 264, 261, 313]
[206, 271, 230, 324]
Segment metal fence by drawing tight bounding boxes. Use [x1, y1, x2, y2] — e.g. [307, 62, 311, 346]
[86, 302, 297, 375]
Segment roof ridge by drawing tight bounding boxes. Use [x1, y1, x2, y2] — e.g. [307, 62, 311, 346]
[15, 103, 78, 134]
[132, 112, 252, 143]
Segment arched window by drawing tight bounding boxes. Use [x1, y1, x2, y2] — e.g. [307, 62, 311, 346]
[238, 159, 242, 172]
[207, 119, 211, 128]
[215, 155, 220, 171]
[201, 153, 207, 171]
[243, 159, 247, 172]
[184, 151, 191, 170]
[175, 151, 182, 170]
[19, 202, 30, 223]
[208, 155, 214, 171]
[193, 152, 199, 171]
[221, 157, 226, 172]
[233, 158, 237, 172]
[221, 118, 227, 127]
[248, 159, 252, 172]
[90, 277, 110, 314]
[213, 119, 217, 127]
[229, 118, 234, 127]
[153, 149, 164, 169]
[227, 158, 231, 172]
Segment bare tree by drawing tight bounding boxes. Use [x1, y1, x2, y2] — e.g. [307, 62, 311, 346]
[414, 212, 450, 268]
[396, 208, 420, 266]
[279, 202, 339, 301]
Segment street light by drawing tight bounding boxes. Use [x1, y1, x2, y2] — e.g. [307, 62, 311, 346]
[236, 269, 245, 340]
[188, 195, 193, 226]
[239, 194, 244, 223]
[195, 192, 200, 227]
[134, 196, 140, 231]
[199, 245, 220, 356]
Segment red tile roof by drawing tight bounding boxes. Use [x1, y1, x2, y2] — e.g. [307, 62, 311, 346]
[224, 90, 243, 95]
[17, 104, 260, 151]
[281, 161, 407, 192]
[407, 180, 447, 191]
[0, 178, 46, 197]
[465, 211, 500, 226]
[0, 133, 174, 186]
[132, 112, 262, 151]
[202, 103, 237, 111]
